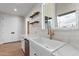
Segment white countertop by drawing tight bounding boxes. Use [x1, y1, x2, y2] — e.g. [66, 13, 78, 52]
[53, 44, 79, 56]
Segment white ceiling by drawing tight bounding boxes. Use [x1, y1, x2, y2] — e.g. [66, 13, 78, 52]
[0, 3, 38, 17]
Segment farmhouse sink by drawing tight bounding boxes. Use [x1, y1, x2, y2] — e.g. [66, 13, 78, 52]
[29, 37, 66, 55]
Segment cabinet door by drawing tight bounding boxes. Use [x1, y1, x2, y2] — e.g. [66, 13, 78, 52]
[30, 46, 38, 56]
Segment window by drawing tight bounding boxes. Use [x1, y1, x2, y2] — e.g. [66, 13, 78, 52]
[57, 11, 77, 29]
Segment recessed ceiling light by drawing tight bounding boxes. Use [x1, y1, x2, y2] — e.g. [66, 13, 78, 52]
[14, 9, 17, 12]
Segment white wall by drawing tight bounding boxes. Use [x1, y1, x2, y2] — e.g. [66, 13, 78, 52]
[0, 12, 25, 44]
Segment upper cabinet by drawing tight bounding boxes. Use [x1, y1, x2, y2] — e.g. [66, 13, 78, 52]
[42, 3, 56, 30]
[43, 3, 55, 17]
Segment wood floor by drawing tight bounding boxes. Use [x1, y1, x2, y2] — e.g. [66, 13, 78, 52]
[0, 41, 24, 56]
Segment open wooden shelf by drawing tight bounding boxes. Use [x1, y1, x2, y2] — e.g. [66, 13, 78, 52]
[30, 21, 39, 25]
[30, 12, 40, 18]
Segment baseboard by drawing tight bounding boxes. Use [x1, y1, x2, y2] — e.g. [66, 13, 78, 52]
[0, 42, 4, 45]
[0, 40, 21, 45]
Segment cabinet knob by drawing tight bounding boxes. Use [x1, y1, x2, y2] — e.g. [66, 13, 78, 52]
[34, 53, 37, 56]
